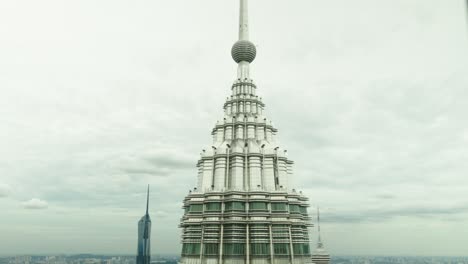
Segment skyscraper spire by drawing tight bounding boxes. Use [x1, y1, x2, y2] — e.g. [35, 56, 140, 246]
[146, 184, 150, 216]
[179, 1, 317, 264]
[232, 0, 256, 79]
[311, 207, 330, 264]
[317, 207, 323, 248]
[137, 185, 151, 264]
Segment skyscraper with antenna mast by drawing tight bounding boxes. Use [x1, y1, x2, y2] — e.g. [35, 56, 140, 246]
[179, 1, 317, 264]
[311, 208, 330, 264]
[137, 185, 151, 264]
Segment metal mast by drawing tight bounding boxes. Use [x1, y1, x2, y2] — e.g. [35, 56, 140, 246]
[146, 184, 150, 216]
[239, 0, 249, 40]
[317, 207, 323, 248]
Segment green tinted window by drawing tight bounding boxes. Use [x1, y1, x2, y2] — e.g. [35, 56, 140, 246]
[273, 243, 290, 255]
[303, 244, 310, 254]
[250, 243, 270, 255]
[182, 243, 201, 255]
[205, 202, 221, 212]
[293, 244, 304, 255]
[189, 204, 203, 212]
[250, 202, 267, 211]
[271, 203, 287, 211]
[203, 243, 219, 255]
[225, 202, 245, 211]
[299, 206, 308, 214]
[223, 243, 245, 255]
[289, 204, 300, 213]
[272, 224, 289, 228]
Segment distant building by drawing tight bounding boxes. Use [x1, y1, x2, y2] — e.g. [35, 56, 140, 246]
[137, 185, 151, 264]
[178, 1, 315, 264]
[311, 208, 330, 264]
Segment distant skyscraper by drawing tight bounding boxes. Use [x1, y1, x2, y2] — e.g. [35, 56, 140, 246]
[179, 1, 315, 264]
[137, 185, 151, 264]
[311, 208, 330, 264]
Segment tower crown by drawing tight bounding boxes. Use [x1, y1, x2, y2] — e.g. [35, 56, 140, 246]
[179, 2, 316, 264]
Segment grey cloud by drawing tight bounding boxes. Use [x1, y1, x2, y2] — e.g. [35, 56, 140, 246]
[118, 151, 195, 177]
[375, 194, 396, 200]
[142, 154, 194, 170]
[154, 210, 170, 218]
[322, 204, 468, 223]
[22, 198, 48, 210]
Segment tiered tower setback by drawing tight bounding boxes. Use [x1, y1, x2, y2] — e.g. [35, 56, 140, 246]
[179, 1, 313, 264]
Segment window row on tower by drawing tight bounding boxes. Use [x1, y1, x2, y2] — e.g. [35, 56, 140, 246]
[212, 122, 277, 144]
[231, 80, 257, 96]
[224, 99, 265, 115]
[184, 202, 308, 215]
[182, 224, 310, 243]
[181, 243, 311, 256]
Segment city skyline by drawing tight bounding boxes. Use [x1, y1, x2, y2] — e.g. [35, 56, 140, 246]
[0, 0, 467, 257]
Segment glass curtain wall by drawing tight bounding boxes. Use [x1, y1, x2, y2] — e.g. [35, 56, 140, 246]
[273, 243, 290, 256]
[250, 243, 270, 256]
[292, 244, 304, 255]
[271, 203, 287, 212]
[225, 201, 246, 211]
[182, 243, 201, 255]
[249, 202, 268, 211]
[205, 202, 221, 212]
[223, 243, 246, 255]
[189, 204, 203, 213]
[292, 243, 311, 255]
[289, 204, 301, 213]
[203, 243, 219, 256]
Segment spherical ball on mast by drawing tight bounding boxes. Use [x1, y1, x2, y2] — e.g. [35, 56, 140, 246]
[231, 40, 256, 63]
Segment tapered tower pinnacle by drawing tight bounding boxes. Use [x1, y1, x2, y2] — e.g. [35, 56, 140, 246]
[137, 185, 151, 264]
[312, 207, 330, 264]
[179, 2, 316, 264]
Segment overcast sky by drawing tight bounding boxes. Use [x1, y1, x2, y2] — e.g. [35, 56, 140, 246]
[1, 0, 468, 257]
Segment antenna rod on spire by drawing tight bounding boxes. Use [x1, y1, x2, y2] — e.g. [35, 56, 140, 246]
[146, 184, 150, 215]
[239, 0, 249, 40]
[317, 206, 320, 232]
[317, 206, 322, 244]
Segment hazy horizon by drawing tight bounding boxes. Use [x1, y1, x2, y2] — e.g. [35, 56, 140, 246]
[1, 0, 468, 256]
